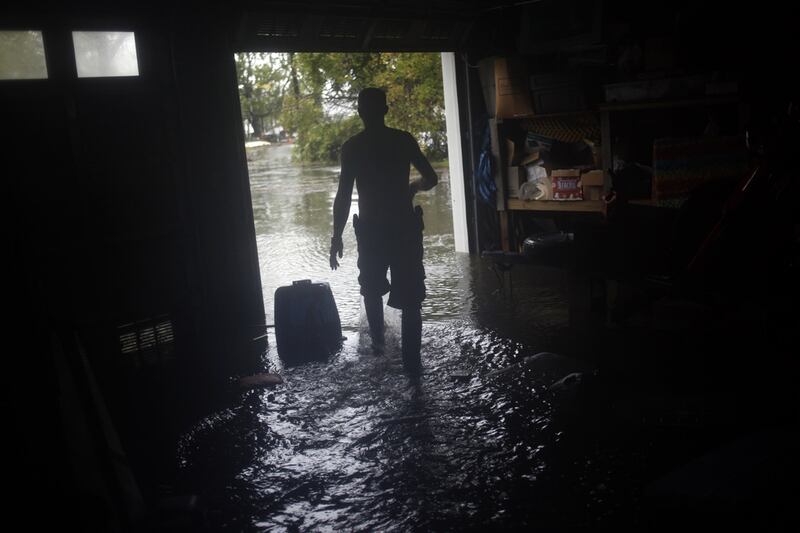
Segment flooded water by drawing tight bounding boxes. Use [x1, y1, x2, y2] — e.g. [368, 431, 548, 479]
[246, 143, 473, 328]
[174, 143, 618, 531]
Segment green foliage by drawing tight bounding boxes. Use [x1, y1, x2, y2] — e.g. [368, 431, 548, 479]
[280, 92, 323, 139]
[378, 53, 447, 162]
[292, 115, 363, 163]
[237, 52, 447, 162]
[235, 53, 286, 139]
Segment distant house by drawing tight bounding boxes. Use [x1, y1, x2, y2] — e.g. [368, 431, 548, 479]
[243, 119, 285, 142]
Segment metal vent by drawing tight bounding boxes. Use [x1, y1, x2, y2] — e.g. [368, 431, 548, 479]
[155, 320, 174, 344]
[138, 326, 157, 351]
[118, 315, 175, 365]
[372, 19, 411, 40]
[255, 13, 302, 38]
[120, 331, 139, 355]
[319, 16, 365, 39]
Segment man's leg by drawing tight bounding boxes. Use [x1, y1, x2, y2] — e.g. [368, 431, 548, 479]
[355, 221, 389, 353]
[401, 306, 422, 374]
[364, 294, 384, 350]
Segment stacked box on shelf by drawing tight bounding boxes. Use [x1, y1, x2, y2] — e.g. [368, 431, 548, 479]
[495, 57, 534, 118]
[581, 169, 605, 200]
[652, 135, 748, 205]
[551, 169, 583, 200]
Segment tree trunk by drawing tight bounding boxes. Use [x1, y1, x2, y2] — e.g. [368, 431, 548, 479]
[251, 114, 263, 139]
[288, 52, 300, 97]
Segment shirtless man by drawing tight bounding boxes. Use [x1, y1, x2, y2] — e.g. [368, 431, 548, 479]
[329, 87, 438, 375]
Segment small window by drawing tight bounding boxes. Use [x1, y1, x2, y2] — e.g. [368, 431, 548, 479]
[0, 30, 48, 80]
[72, 31, 139, 78]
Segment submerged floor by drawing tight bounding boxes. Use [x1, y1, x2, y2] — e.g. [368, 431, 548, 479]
[167, 144, 798, 531]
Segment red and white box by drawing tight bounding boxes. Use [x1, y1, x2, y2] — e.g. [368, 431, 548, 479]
[551, 169, 584, 201]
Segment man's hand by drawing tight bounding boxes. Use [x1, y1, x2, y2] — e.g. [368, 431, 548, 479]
[330, 236, 343, 270]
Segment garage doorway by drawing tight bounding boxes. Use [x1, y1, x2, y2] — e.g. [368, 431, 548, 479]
[234, 51, 469, 329]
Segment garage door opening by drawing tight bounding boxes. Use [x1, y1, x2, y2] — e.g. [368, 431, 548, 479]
[234, 51, 469, 331]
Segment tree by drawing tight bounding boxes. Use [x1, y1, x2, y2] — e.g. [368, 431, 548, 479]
[235, 53, 286, 140]
[235, 52, 447, 161]
[279, 52, 447, 163]
[377, 53, 447, 161]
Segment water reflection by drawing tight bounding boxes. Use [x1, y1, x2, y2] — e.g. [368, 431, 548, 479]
[176, 144, 582, 531]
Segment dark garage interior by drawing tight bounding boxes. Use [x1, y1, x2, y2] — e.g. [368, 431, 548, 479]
[3, 1, 799, 531]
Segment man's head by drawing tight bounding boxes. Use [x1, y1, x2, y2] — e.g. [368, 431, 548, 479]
[357, 88, 388, 126]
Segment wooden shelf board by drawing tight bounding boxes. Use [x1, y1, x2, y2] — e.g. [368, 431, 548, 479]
[506, 198, 605, 213]
[598, 96, 739, 113]
[499, 110, 596, 121]
[628, 199, 657, 206]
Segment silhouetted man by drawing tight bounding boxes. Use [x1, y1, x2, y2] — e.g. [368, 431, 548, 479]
[330, 87, 438, 375]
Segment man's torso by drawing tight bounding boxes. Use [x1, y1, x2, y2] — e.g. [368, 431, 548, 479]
[343, 127, 417, 228]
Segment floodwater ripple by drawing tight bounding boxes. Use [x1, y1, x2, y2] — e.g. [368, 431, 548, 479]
[176, 144, 583, 531]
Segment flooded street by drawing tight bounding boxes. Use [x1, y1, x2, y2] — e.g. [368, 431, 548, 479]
[174, 143, 615, 531]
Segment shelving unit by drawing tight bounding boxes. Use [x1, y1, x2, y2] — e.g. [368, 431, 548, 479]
[488, 58, 745, 252]
[491, 112, 606, 251]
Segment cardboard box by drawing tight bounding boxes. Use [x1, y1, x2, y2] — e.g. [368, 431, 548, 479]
[580, 169, 604, 200]
[581, 170, 604, 186]
[506, 166, 527, 198]
[479, 57, 497, 118]
[653, 135, 747, 201]
[495, 57, 534, 118]
[583, 186, 604, 201]
[551, 169, 583, 201]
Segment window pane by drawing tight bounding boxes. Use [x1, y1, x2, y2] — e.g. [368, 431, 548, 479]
[0, 31, 48, 80]
[73, 31, 139, 78]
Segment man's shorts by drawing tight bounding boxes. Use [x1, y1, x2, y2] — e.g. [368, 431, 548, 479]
[353, 209, 426, 310]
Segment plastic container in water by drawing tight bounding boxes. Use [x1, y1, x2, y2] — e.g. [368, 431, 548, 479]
[522, 231, 574, 256]
[274, 280, 342, 366]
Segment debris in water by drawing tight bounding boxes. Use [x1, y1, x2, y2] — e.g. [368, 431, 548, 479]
[238, 373, 284, 389]
[450, 370, 472, 381]
[549, 372, 583, 392]
[484, 352, 562, 380]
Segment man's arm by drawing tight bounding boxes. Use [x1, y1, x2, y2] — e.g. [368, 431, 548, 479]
[330, 144, 355, 270]
[409, 135, 439, 195]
